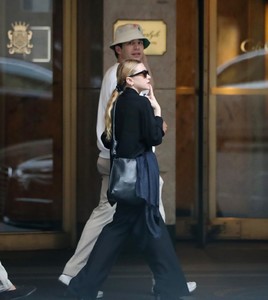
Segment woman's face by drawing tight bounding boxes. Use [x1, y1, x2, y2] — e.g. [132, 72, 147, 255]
[128, 63, 151, 93]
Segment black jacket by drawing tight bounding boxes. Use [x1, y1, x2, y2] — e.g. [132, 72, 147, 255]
[102, 88, 164, 158]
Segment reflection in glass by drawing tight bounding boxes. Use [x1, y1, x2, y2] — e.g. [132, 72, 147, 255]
[216, 0, 268, 219]
[0, 0, 63, 233]
[0, 57, 52, 98]
[217, 50, 268, 88]
[216, 95, 268, 218]
[0, 140, 57, 230]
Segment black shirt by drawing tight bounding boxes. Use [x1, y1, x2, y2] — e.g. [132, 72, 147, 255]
[102, 88, 164, 158]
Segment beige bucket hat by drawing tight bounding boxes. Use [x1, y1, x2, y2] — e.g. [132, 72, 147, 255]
[110, 23, 150, 49]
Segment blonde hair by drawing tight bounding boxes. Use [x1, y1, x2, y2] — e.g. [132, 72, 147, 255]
[104, 59, 141, 140]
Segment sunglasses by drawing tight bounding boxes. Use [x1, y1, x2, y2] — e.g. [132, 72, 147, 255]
[129, 70, 149, 78]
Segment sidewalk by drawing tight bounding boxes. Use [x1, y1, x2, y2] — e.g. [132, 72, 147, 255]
[1, 241, 268, 299]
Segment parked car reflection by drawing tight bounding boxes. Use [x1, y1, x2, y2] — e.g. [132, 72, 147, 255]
[0, 139, 59, 230]
[13, 154, 53, 190]
[0, 57, 52, 98]
[217, 49, 268, 88]
[216, 49, 268, 143]
[216, 49, 268, 219]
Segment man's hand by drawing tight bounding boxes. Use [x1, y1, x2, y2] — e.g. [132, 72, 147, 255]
[162, 121, 168, 134]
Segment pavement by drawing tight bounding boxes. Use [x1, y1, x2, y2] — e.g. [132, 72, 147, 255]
[1, 240, 268, 300]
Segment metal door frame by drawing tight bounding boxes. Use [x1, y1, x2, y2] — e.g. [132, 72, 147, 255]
[0, 0, 77, 250]
[207, 0, 268, 240]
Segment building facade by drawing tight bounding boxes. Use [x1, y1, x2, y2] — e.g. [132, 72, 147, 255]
[0, 0, 268, 250]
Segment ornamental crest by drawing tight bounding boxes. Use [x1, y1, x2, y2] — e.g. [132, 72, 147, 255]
[7, 22, 33, 55]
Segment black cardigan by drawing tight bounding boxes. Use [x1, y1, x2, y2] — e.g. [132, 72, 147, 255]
[102, 88, 164, 158]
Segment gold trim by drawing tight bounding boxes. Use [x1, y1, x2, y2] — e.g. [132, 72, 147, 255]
[176, 86, 196, 95]
[208, 0, 218, 219]
[63, 0, 77, 247]
[211, 87, 268, 95]
[211, 218, 268, 240]
[0, 232, 69, 251]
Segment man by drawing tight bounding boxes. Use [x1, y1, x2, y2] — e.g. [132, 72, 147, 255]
[59, 24, 196, 298]
[0, 261, 36, 300]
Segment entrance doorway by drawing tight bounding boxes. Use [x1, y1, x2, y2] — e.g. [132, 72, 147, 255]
[176, 0, 268, 241]
[0, 0, 76, 249]
[208, 0, 268, 239]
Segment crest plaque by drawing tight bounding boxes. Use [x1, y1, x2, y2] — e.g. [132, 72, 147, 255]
[7, 22, 33, 55]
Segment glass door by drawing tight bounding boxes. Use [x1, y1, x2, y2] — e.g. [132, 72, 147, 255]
[208, 0, 268, 239]
[0, 0, 75, 249]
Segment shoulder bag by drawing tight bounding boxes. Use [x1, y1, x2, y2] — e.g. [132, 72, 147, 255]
[107, 100, 143, 205]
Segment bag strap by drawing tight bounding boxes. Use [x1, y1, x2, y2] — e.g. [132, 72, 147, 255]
[111, 100, 118, 157]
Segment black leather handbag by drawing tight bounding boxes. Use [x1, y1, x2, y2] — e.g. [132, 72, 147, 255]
[107, 101, 143, 205]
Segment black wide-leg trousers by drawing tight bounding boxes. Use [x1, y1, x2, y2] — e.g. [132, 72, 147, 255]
[68, 203, 190, 300]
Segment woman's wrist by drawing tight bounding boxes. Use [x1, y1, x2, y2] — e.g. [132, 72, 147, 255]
[154, 107, 161, 116]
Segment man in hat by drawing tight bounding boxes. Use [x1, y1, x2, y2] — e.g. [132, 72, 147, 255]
[0, 261, 36, 299]
[59, 23, 195, 298]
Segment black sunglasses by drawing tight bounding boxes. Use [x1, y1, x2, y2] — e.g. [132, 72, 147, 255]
[129, 70, 149, 78]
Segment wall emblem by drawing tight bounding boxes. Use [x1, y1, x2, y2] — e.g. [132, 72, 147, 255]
[7, 22, 33, 55]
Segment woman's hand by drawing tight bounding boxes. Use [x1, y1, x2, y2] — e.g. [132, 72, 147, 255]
[147, 84, 161, 116]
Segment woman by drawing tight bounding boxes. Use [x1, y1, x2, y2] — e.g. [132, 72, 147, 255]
[68, 59, 194, 300]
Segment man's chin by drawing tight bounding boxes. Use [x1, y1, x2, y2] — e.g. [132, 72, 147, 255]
[131, 55, 142, 60]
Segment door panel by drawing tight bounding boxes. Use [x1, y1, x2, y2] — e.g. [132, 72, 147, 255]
[0, 0, 63, 231]
[176, 0, 198, 220]
[209, 0, 268, 238]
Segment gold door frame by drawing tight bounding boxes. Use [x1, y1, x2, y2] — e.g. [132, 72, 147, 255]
[207, 0, 268, 240]
[0, 0, 77, 250]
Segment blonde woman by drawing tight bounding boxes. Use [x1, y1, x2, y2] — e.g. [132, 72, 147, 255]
[59, 26, 165, 300]
[68, 59, 195, 300]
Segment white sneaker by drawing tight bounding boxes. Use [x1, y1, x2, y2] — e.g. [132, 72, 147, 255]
[58, 274, 104, 298]
[96, 291, 104, 298]
[187, 281, 197, 293]
[58, 274, 72, 285]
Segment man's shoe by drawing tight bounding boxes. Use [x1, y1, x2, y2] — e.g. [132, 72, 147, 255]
[58, 274, 72, 286]
[0, 286, 36, 300]
[96, 291, 103, 299]
[187, 281, 197, 293]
